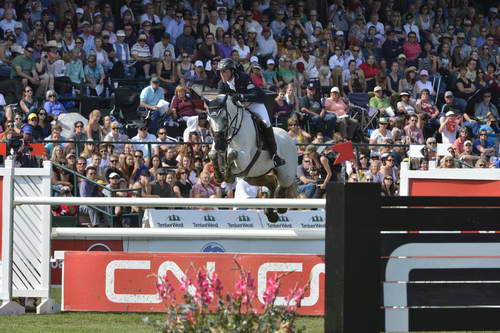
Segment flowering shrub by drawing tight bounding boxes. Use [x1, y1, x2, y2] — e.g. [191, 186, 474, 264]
[153, 260, 309, 333]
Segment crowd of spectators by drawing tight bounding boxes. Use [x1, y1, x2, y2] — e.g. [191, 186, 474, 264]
[0, 0, 498, 226]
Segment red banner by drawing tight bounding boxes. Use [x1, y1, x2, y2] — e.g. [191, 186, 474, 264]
[62, 252, 325, 315]
[51, 240, 123, 285]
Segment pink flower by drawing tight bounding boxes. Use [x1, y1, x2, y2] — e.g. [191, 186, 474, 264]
[262, 273, 280, 306]
[180, 276, 192, 292]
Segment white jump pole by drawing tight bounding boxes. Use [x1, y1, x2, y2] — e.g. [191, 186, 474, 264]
[15, 197, 326, 209]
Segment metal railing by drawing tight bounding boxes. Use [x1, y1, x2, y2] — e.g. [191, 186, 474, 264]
[51, 162, 141, 226]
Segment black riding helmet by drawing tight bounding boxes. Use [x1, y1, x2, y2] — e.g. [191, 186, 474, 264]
[217, 58, 236, 71]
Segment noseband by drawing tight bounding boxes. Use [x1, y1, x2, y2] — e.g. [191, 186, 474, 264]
[207, 96, 245, 150]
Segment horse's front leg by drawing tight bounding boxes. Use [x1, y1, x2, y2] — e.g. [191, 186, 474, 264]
[209, 148, 224, 184]
[223, 148, 238, 184]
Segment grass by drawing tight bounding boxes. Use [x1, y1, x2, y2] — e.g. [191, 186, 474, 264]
[0, 290, 496, 332]
[0, 289, 324, 333]
[0, 313, 324, 333]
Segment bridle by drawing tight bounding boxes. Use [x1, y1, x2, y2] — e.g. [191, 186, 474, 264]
[208, 95, 245, 150]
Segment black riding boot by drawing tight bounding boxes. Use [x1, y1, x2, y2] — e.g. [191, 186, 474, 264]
[264, 126, 286, 167]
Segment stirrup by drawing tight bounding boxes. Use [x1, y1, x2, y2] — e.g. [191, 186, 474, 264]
[273, 154, 286, 167]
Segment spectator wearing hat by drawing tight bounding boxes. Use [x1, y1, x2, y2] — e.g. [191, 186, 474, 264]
[399, 66, 417, 97]
[415, 70, 434, 96]
[304, 10, 322, 36]
[458, 140, 480, 166]
[296, 153, 318, 198]
[369, 86, 391, 115]
[112, 30, 135, 78]
[249, 63, 266, 88]
[79, 166, 107, 227]
[176, 25, 197, 58]
[325, 86, 359, 140]
[139, 76, 172, 133]
[150, 167, 174, 199]
[13, 22, 27, 48]
[25, 112, 43, 140]
[134, 169, 159, 198]
[263, 58, 279, 89]
[397, 91, 416, 115]
[299, 83, 336, 135]
[183, 60, 207, 86]
[439, 110, 462, 144]
[131, 34, 153, 78]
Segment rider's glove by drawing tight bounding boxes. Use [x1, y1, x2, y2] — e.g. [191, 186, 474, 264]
[233, 94, 245, 103]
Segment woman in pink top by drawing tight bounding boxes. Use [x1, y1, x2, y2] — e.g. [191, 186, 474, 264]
[324, 87, 359, 140]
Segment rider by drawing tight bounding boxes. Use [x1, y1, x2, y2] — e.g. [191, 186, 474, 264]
[217, 58, 286, 167]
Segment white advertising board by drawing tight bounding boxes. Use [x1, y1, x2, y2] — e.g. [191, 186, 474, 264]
[145, 209, 326, 230]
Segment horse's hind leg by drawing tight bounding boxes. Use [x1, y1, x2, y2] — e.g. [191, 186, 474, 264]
[275, 185, 288, 214]
[245, 174, 279, 223]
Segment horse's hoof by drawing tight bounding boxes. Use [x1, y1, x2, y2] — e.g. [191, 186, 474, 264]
[277, 208, 287, 214]
[266, 212, 279, 223]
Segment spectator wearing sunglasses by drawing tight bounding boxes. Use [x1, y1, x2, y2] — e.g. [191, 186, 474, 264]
[43, 90, 67, 119]
[475, 92, 498, 122]
[130, 122, 157, 160]
[103, 121, 128, 154]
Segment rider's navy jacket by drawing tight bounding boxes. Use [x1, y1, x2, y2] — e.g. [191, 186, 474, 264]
[217, 71, 266, 103]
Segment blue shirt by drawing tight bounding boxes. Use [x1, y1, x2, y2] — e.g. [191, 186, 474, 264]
[84, 63, 104, 83]
[43, 101, 67, 117]
[472, 139, 494, 155]
[140, 85, 164, 106]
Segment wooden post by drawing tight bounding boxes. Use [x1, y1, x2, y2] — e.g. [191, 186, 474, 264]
[325, 182, 381, 333]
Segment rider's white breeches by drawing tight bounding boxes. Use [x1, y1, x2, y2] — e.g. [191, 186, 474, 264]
[248, 103, 271, 127]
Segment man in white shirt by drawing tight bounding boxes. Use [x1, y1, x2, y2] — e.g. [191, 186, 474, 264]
[217, 8, 229, 32]
[270, 9, 286, 38]
[0, 9, 16, 34]
[256, 27, 277, 58]
[245, 11, 262, 34]
[130, 124, 158, 160]
[152, 33, 176, 62]
[304, 10, 323, 36]
[403, 13, 420, 42]
[208, 10, 224, 35]
[366, 13, 384, 40]
[294, 47, 318, 79]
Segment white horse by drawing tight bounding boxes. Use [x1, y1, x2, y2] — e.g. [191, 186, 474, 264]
[203, 94, 298, 222]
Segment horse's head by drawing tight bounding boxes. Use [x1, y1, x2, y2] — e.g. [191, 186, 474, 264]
[203, 94, 232, 151]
